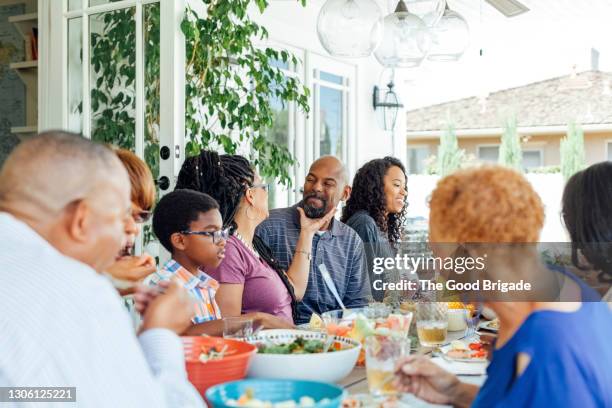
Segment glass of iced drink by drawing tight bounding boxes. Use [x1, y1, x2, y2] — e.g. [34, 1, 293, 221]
[416, 302, 448, 347]
[365, 336, 409, 397]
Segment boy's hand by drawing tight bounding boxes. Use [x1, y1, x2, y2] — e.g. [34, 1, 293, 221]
[140, 281, 194, 334]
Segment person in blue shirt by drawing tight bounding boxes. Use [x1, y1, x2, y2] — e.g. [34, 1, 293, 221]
[395, 166, 612, 408]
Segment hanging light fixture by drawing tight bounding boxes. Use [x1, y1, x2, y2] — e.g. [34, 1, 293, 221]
[317, 0, 383, 58]
[427, 2, 470, 62]
[374, 0, 430, 68]
[387, 0, 446, 27]
[373, 81, 404, 131]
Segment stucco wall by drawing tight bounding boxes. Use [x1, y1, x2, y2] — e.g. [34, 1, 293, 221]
[407, 131, 612, 167]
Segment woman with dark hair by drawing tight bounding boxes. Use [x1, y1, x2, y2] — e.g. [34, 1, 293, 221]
[562, 161, 612, 300]
[175, 150, 334, 324]
[341, 157, 407, 301]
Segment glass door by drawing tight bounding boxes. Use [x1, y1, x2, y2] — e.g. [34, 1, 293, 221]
[50, 0, 185, 260]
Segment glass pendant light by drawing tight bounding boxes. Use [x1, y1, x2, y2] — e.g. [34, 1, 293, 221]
[317, 0, 383, 58]
[374, 0, 430, 68]
[427, 2, 470, 62]
[387, 0, 446, 27]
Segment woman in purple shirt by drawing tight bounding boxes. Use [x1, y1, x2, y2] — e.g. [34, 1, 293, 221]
[175, 151, 334, 324]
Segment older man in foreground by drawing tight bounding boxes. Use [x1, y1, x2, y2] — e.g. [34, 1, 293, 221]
[0, 132, 204, 407]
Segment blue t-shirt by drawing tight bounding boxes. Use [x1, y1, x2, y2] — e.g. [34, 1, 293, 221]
[473, 302, 612, 408]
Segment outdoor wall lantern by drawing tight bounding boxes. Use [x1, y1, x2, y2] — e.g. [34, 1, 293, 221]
[317, 0, 383, 58]
[373, 81, 404, 131]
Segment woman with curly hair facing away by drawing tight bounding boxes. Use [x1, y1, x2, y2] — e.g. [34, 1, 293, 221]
[394, 166, 612, 408]
[341, 157, 407, 301]
[175, 150, 335, 326]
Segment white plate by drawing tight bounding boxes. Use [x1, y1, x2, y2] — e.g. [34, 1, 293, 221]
[478, 319, 499, 333]
[242, 329, 361, 383]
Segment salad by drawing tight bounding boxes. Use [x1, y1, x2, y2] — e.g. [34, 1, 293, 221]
[199, 344, 235, 363]
[256, 336, 342, 354]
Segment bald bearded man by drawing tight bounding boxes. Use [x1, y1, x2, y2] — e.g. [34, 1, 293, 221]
[0, 132, 204, 407]
[257, 156, 371, 324]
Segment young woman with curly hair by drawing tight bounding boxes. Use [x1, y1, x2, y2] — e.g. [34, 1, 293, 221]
[341, 156, 407, 301]
[395, 166, 611, 408]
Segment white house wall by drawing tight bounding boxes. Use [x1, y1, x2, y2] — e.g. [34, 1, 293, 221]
[251, 0, 407, 179]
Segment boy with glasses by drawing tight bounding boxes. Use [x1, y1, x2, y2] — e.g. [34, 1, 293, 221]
[151, 189, 229, 331]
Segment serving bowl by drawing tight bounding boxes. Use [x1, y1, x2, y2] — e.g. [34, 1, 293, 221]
[182, 336, 257, 396]
[206, 379, 346, 408]
[242, 329, 361, 383]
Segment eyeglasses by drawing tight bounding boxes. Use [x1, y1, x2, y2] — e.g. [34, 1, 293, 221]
[180, 227, 231, 244]
[250, 183, 269, 192]
[132, 210, 153, 224]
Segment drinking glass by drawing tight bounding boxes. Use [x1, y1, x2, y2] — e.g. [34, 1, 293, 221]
[416, 302, 448, 347]
[365, 336, 409, 397]
[223, 317, 254, 338]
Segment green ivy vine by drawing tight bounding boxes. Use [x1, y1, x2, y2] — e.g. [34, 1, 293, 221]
[88, 0, 309, 190]
[181, 0, 310, 186]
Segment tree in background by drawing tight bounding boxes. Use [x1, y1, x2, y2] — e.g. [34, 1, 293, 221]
[436, 122, 464, 177]
[560, 122, 586, 181]
[498, 116, 522, 171]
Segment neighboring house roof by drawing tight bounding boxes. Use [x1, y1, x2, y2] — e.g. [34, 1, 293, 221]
[406, 70, 612, 134]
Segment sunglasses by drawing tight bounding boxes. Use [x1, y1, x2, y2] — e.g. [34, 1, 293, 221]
[180, 227, 231, 244]
[132, 209, 153, 224]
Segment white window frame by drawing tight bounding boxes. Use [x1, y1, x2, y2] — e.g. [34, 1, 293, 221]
[306, 52, 357, 179]
[477, 144, 500, 162]
[42, 0, 184, 178]
[42, 0, 184, 261]
[521, 147, 544, 169]
[257, 40, 306, 206]
[406, 144, 430, 175]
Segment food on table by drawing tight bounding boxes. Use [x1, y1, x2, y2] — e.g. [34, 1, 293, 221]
[228, 388, 330, 408]
[199, 344, 235, 363]
[255, 336, 347, 354]
[447, 302, 476, 315]
[445, 340, 487, 360]
[343, 394, 400, 408]
[487, 318, 499, 329]
[309, 313, 324, 330]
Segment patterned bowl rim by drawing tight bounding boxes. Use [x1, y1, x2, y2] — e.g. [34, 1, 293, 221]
[240, 330, 361, 355]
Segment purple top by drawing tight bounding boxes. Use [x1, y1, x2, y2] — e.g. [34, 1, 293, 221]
[207, 236, 293, 323]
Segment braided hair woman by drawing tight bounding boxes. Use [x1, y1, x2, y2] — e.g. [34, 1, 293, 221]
[341, 157, 408, 301]
[176, 150, 334, 325]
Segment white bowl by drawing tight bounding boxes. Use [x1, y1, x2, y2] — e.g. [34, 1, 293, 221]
[243, 329, 361, 383]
